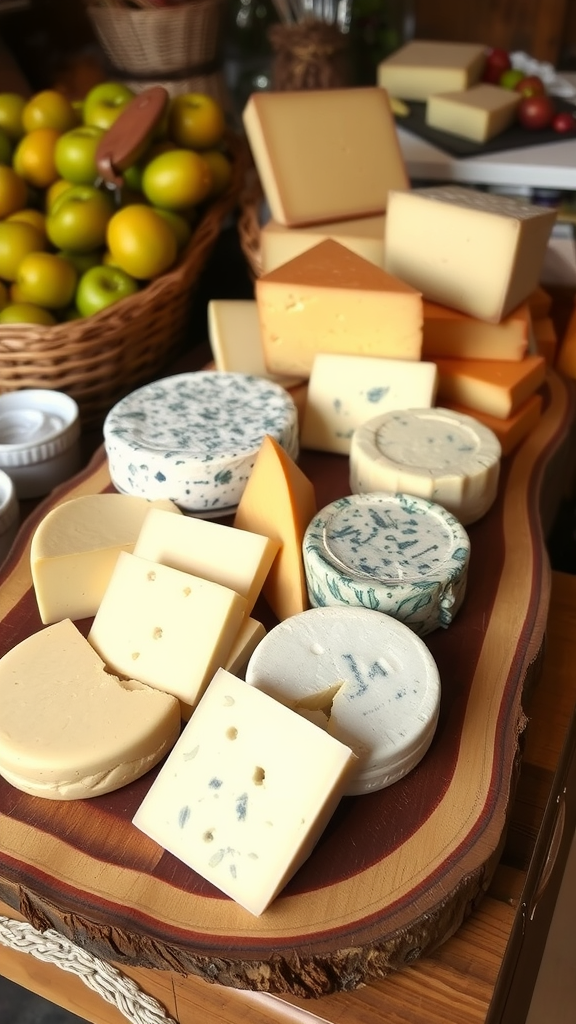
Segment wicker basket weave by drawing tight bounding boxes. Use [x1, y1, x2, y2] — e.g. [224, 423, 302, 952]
[0, 133, 249, 428]
[237, 163, 265, 280]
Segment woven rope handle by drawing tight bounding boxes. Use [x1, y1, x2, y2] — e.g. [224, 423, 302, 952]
[0, 915, 177, 1024]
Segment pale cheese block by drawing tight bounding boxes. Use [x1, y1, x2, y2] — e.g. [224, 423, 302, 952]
[224, 617, 266, 677]
[532, 316, 558, 365]
[260, 215, 386, 273]
[0, 618, 180, 800]
[103, 372, 299, 515]
[384, 186, 557, 323]
[242, 87, 408, 227]
[233, 435, 317, 622]
[444, 393, 542, 457]
[422, 299, 531, 361]
[245, 606, 441, 795]
[207, 300, 303, 389]
[425, 83, 520, 143]
[88, 551, 248, 718]
[377, 40, 486, 101]
[31, 492, 183, 625]
[434, 354, 547, 419]
[303, 493, 470, 635]
[133, 507, 279, 615]
[301, 353, 438, 455]
[350, 407, 502, 525]
[132, 667, 358, 917]
[256, 239, 423, 378]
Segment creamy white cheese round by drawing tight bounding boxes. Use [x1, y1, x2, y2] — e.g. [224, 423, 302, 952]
[245, 605, 441, 796]
[103, 372, 299, 514]
[350, 406, 501, 524]
[303, 491, 470, 636]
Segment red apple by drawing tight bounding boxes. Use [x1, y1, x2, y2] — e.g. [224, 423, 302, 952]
[515, 74, 546, 98]
[517, 94, 556, 130]
[483, 48, 511, 84]
[552, 110, 576, 134]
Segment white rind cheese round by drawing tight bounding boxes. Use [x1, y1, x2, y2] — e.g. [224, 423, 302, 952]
[350, 407, 501, 524]
[103, 372, 299, 514]
[245, 606, 441, 796]
[303, 491, 470, 636]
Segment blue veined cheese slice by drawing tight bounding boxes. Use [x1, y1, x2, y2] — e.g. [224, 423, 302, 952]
[103, 372, 299, 514]
[245, 606, 441, 796]
[302, 492, 470, 636]
[350, 406, 501, 525]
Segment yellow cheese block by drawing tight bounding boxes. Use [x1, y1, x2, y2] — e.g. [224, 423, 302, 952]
[256, 238, 423, 378]
[207, 299, 303, 389]
[435, 354, 547, 419]
[377, 39, 486, 100]
[260, 215, 386, 273]
[233, 435, 317, 622]
[422, 299, 531, 361]
[426, 83, 520, 143]
[242, 87, 408, 227]
[444, 393, 543, 456]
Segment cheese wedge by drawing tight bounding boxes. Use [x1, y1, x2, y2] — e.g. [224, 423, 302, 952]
[377, 40, 486, 100]
[207, 299, 303, 389]
[422, 300, 531, 361]
[243, 87, 408, 227]
[256, 239, 423, 378]
[233, 435, 317, 621]
[434, 354, 546, 419]
[0, 618, 180, 800]
[260, 215, 386, 273]
[384, 186, 557, 323]
[426, 83, 520, 143]
[444, 393, 543, 456]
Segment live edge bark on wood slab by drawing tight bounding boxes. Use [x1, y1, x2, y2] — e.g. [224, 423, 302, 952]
[0, 369, 574, 1000]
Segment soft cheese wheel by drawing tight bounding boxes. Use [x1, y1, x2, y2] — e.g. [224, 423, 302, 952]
[132, 667, 358, 916]
[0, 619, 180, 800]
[350, 407, 502, 525]
[303, 493, 469, 636]
[245, 606, 441, 795]
[103, 372, 299, 515]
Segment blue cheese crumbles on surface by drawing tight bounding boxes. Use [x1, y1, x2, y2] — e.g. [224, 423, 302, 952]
[103, 372, 299, 513]
[303, 491, 470, 636]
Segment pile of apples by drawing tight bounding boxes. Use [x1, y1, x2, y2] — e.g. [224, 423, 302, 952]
[483, 47, 576, 133]
[0, 82, 231, 325]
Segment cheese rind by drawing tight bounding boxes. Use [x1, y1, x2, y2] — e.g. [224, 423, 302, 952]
[350, 407, 502, 525]
[434, 355, 546, 419]
[301, 353, 438, 454]
[260, 215, 386, 273]
[132, 667, 358, 916]
[303, 493, 470, 635]
[384, 186, 557, 323]
[257, 239, 423, 378]
[426, 84, 520, 143]
[377, 40, 486, 100]
[0, 619, 180, 800]
[422, 300, 530, 361]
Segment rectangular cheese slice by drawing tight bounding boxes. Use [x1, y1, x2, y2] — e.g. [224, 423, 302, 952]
[301, 353, 438, 454]
[532, 316, 558, 365]
[384, 185, 557, 323]
[422, 299, 531, 361]
[256, 238, 423, 378]
[444, 393, 543, 456]
[435, 354, 546, 419]
[260, 215, 386, 274]
[426, 83, 520, 143]
[132, 668, 357, 917]
[377, 40, 486, 100]
[88, 552, 248, 717]
[225, 618, 266, 677]
[207, 299, 303, 389]
[242, 87, 408, 227]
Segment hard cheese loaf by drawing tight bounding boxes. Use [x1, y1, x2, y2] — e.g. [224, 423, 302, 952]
[422, 299, 531, 361]
[426, 83, 520, 143]
[377, 39, 486, 100]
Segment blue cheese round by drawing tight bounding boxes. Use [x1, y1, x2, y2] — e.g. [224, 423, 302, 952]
[303, 491, 470, 636]
[103, 372, 299, 514]
[245, 605, 441, 796]
[350, 407, 501, 525]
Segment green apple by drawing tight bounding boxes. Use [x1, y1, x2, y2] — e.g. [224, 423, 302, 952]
[54, 124, 105, 185]
[499, 68, 526, 90]
[82, 82, 135, 131]
[0, 92, 26, 142]
[46, 185, 114, 253]
[0, 302, 56, 325]
[75, 263, 139, 317]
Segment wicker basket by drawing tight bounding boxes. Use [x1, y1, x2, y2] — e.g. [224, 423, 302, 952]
[237, 162, 265, 280]
[0, 133, 249, 428]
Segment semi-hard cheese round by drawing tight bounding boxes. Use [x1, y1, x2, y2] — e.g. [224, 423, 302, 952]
[303, 492, 470, 636]
[245, 606, 441, 796]
[350, 407, 501, 525]
[103, 372, 299, 514]
[0, 618, 181, 800]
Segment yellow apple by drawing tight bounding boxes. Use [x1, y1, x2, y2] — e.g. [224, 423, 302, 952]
[167, 93, 226, 150]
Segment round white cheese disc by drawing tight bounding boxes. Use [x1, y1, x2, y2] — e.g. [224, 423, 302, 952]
[103, 372, 299, 514]
[303, 491, 470, 636]
[245, 606, 441, 796]
[350, 407, 501, 525]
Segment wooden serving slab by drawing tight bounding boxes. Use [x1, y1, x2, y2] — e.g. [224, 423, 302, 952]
[0, 370, 573, 1000]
